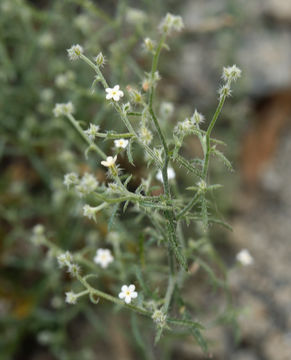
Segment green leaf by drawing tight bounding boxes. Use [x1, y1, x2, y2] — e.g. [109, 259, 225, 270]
[191, 327, 208, 354]
[196, 258, 225, 288]
[127, 138, 135, 166]
[173, 154, 202, 178]
[165, 216, 188, 271]
[124, 174, 133, 188]
[200, 194, 208, 230]
[130, 313, 147, 355]
[212, 148, 233, 171]
[154, 327, 164, 345]
[167, 317, 204, 329]
[123, 200, 129, 213]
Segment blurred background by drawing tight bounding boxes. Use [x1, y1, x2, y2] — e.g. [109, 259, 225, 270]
[1, 0, 291, 359]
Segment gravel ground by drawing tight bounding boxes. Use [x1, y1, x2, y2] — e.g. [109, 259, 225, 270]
[228, 127, 291, 360]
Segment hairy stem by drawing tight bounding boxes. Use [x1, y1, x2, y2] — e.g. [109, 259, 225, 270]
[66, 113, 106, 159]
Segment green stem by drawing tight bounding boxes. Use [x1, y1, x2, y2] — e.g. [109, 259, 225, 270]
[177, 192, 200, 220]
[202, 93, 227, 179]
[95, 132, 134, 139]
[66, 113, 106, 159]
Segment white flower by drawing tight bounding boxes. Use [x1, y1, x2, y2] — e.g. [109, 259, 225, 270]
[75, 173, 98, 197]
[105, 85, 124, 102]
[222, 65, 242, 83]
[65, 291, 78, 304]
[156, 167, 175, 182]
[236, 249, 253, 266]
[57, 251, 73, 268]
[67, 44, 83, 61]
[84, 123, 100, 141]
[119, 284, 138, 304]
[94, 249, 114, 268]
[64, 172, 79, 189]
[101, 155, 117, 168]
[114, 138, 129, 149]
[159, 13, 184, 34]
[83, 204, 96, 220]
[53, 102, 74, 117]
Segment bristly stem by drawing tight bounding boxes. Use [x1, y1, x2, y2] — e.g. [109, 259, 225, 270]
[202, 93, 227, 180]
[66, 113, 107, 159]
[177, 92, 227, 220]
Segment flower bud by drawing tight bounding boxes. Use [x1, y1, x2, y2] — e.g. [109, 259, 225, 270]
[95, 52, 105, 67]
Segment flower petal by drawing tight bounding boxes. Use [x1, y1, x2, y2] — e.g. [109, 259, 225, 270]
[131, 291, 138, 298]
[125, 296, 131, 304]
[119, 292, 125, 299]
[128, 284, 135, 292]
[121, 285, 128, 292]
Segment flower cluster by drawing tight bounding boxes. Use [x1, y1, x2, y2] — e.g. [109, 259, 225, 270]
[57, 251, 73, 268]
[159, 13, 184, 34]
[218, 64, 242, 100]
[139, 126, 153, 145]
[31, 224, 46, 245]
[53, 102, 74, 117]
[67, 44, 83, 61]
[152, 309, 167, 328]
[57, 251, 80, 277]
[174, 118, 194, 136]
[63, 172, 79, 189]
[55, 71, 75, 88]
[75, 173, 99, 197]
[84, 123, 100, 141]
[65, 291, 78, 305]
[82, 204, 97, 221]
[222, 65, 242, 83]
